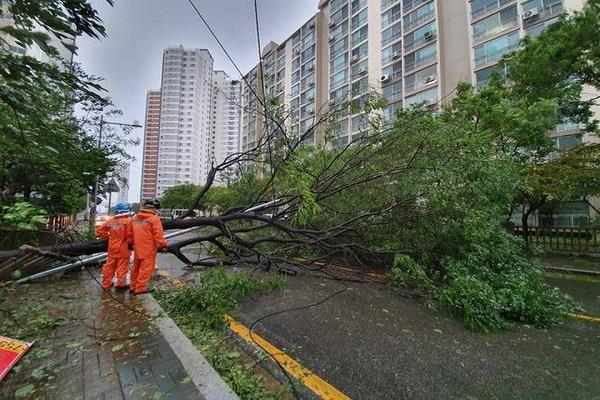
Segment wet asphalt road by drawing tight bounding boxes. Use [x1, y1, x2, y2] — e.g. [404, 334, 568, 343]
[157, 252, 600, 400]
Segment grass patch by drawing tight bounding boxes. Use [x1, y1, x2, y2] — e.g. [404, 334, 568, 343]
[156, 267, 287, 400]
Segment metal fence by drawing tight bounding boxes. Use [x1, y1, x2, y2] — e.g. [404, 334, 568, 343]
[511, 225, 599, 252]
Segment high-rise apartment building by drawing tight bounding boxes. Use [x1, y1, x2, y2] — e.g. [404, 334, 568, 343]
[240, 0, 589, 149]
[156, 46, 215, 196]
[140, 90, 161, 200]
[0, 3, 75, 66]
[145, 47, 243, 197]
[211, 71, 242, 184]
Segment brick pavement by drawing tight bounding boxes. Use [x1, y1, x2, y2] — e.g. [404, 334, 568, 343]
[0, 270, 202, 399]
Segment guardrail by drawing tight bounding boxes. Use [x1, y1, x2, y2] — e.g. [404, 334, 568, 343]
[511, 225, 599, 252]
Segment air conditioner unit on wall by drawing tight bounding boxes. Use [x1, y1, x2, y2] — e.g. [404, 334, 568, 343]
[380, 74, 390, 83]
[329, 21, 337, 28]
[424, 31, 435, 41]
[424, 76, 436, 85]
[392, 52, 401, 60]
[350, 55, 359, 64]
[522, 8, 539, 20]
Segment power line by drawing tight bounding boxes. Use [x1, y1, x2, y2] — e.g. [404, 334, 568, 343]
[184, 0, 267, 113]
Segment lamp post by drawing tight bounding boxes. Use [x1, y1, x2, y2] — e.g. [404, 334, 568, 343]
[89, 116, 142, 229]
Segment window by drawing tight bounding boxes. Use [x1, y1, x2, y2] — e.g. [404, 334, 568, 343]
[331, 0, 347, 13]
[331, 53, 349, 74]
[403, 0, 428, 13]
[330, 85, 349, 102]
[404, 21, 436, 52]
[382, 60, 402, 81]
[405, 86, 438, 106]
[351, 41, 369, 61]
[525, 17, 559, 37]
[352, 77, 369, 97]
[404, 64, 437, 92]
[330, 69, 349, 89]
[292, 70, 301, 84]
[331, 4, 349, 26]
[470, 0, 514, 18]
[554, 134, 582, 150]
[301, 59, 315, 75]
[474, 31, 519, 66]
[382, 21, 402, 46]
[403, 1, 435, 31]
[474, 64, 506, 86]
[351, 25, 369, 46]
[383, 101, 402, 120]
[351, 0, 367, 13]
[381, 4, 401, 28]
[330, 36, 348, 58]
[351, 114, 369, 132]
[381, 0, 401, 10]
[382, 81, 402, 102]
[302, 73, 315, 91]
[382, 41, 403, 65]
[351, 8, 368, 30]
[330, 21, 349, 39]
[522, 0, 564, 22]
[302, 44, 316, 62]
[472, 6, 518, 41]
[404, 42, 437, 71]
[351, 58, 369, 80]
[291, 84, 300, 98]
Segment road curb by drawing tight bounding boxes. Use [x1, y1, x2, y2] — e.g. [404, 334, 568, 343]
[544, 265, 600, 276]
[141, 294, 240, 400]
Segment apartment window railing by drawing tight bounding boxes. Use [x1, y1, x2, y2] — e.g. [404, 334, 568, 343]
[405, 52, 436, 72]
[403, 0, 428, 13]
[473, 20, 518, 42]
[382, 23, 402, 46]
[474, 43, 519, 66]
[471, 0, 515, 19]
[403, 5, 435, 31]
[381, 0, 401, 11]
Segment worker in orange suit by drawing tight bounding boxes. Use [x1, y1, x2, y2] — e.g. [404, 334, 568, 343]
[95, 202, 132, 290]
[128, 198, 167, 294]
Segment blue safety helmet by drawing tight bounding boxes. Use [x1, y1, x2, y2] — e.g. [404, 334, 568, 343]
[115, 202, 130, 214]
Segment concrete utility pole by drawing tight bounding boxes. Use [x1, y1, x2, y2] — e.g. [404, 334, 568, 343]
[89, 116, 142, 229]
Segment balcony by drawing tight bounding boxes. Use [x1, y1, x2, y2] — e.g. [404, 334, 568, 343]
[474, 43, 519, 67]
[471, 0, 516, 20]
[473, 21, 519, 43]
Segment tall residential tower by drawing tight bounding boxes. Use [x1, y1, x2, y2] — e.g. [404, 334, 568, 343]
[140, 90, 161, 200]
[156, 46, 215, 196]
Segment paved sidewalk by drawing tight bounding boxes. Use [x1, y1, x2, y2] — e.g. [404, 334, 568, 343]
[0, 270, 202, 399]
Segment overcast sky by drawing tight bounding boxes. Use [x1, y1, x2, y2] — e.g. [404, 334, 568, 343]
[76, 0, 319, 203]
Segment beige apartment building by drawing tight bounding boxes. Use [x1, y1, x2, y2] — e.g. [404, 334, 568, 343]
[239, 0, 594, 223]
[240, 0, 588, 150]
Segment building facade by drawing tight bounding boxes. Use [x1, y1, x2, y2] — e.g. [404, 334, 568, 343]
[240, 0, 588, 150]
[211, 71, 242, 185]
[156, 46, 215, 196]
[140, 90, 161, 200]
[146, 47, 243, 196]
[0, 2, 75, 66]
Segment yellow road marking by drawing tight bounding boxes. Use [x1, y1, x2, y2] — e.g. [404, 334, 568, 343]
[156, 266, 351, 399]
[224, 315, 350, 400]
[156, 268, 185, 288]
[567, 313, 600, 323]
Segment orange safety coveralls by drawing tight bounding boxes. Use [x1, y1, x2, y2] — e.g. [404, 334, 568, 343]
[95, 214, 132, 289]
[128, 208, 167, 293]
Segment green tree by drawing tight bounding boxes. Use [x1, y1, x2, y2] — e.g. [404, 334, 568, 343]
[160, 184, 202, 210]
[0, 0, 135, 214]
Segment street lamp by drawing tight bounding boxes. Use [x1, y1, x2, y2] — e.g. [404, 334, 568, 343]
[89, 115, 142, 229]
